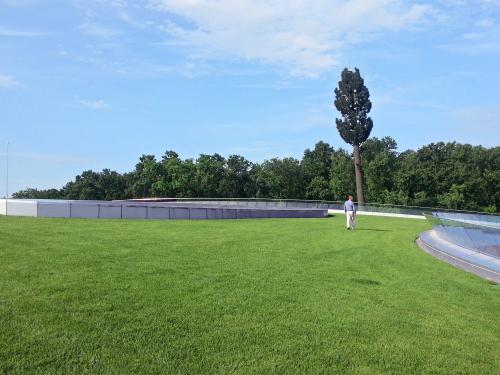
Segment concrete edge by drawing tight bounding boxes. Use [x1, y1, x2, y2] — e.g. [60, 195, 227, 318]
[416, 235, 500, 284]
[328, 209, 425, 220]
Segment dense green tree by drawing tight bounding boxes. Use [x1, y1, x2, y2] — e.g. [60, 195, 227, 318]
[329, 149, 356, 201]
[305, 176, 333, 201]
[484, 147, 500, 211]
[12, 188, 63, 199]
[156, 150, 197, 197]
[128, 155, 162, 198]
[195, 154, 226, 197]
[334, 68, 373, 203]
[11, 140, 499, 213]
[255, 157, 304, 199]
[393, 143, 499, 211]
[219, 155, 254, 198]
[98, 169, 127, 200]
[63, 170, 104, 200]
[361, 137, 398, 203]
[302, 141, 335, 200]
[172, 159, 197, 198]
[302, 141, 334, 181]
[438, 184, 466, 210]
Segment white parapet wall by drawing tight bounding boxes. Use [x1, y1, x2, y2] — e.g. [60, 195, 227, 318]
[0, 199, 6, 216]
[328, 209, 425, 220]
[0, 199, 38, 216]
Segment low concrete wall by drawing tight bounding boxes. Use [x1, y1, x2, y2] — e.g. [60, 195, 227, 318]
[207, 208, 223, 219]
[171, 207, 190, 220]
[122, 205, 147, 219]
[99, 205, 122, 219]
[38, 202, 70, 218]
[0, 199, 327, 221]
[70, 203, 99, 219]
[148, 207, 170, 220]
[0, 199, 37, 216]
[0, 199, 6, 216]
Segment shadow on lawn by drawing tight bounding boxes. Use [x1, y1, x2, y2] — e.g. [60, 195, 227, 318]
[351, 278, 382, 286]
[354, 228, 392, 232]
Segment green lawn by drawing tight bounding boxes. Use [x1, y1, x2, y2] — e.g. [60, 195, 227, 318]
[0, 215, 499, 374]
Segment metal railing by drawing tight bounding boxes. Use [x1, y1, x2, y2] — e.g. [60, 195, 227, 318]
[129, 197, 499, 217]
[3, 197, 498, 220]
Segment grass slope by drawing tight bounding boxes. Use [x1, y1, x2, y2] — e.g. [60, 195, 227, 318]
[0, 215, 499, 374]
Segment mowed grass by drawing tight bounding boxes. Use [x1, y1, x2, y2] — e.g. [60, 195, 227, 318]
[0, 215, 499, 375]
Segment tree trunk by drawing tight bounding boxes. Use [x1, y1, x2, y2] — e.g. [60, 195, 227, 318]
[353, 144, 365, 204]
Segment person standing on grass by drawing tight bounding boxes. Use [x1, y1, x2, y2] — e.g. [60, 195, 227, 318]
[344, 195, 356, 230]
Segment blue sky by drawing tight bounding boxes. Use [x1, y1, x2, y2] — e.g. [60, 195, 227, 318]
[1, 0, 499, 196]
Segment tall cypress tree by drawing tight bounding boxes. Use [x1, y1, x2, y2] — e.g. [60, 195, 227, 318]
[334, 67, 373, 204]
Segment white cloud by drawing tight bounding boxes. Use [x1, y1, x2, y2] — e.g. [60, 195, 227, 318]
[80, 99, 110, 109]
[0, 0, 42, 6]
[439, 12, 500, 55]
[0, 27, 48, 37]
[79, 22, 123, 38]
[477, 18, 495, 27]
[439, 38, 500, 54]
[479, 0, 500, 8]
[462, 32, 482, 39]
[0, 73, 21, 89]
[460, 42, 500, 53]
[149, 0, 433, 77]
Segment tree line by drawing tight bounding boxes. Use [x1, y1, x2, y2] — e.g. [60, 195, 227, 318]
[13, 137, 500, 213]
